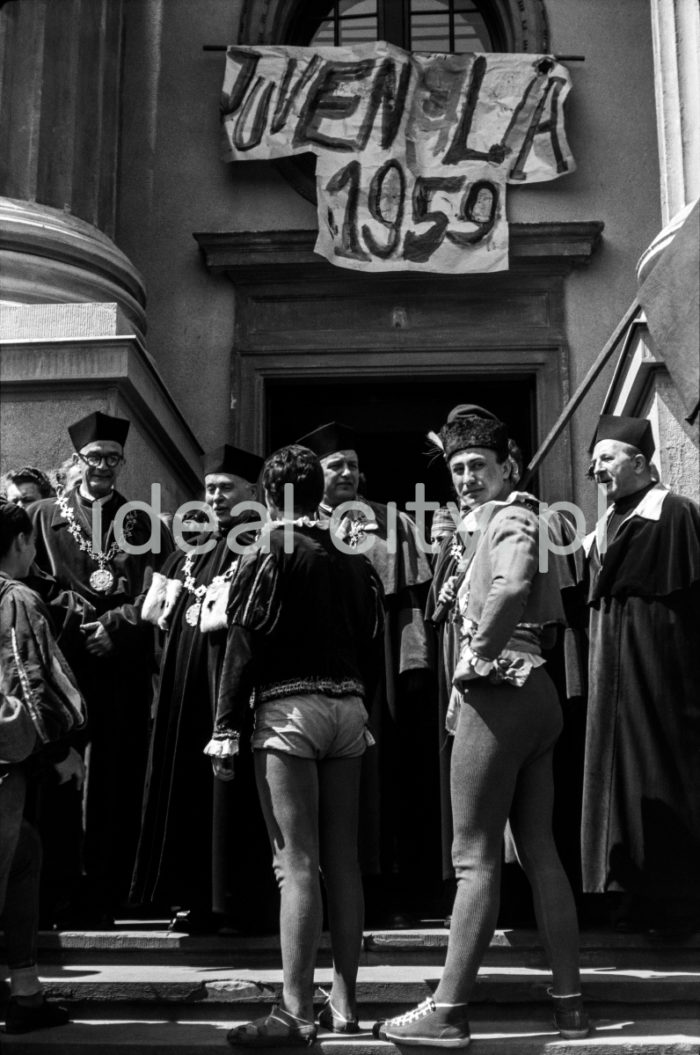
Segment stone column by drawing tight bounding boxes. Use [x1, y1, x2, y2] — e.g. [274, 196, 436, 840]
[0, 0, 146, 335]
[649, 0, 700, 224]
[0, 0, 205, 499]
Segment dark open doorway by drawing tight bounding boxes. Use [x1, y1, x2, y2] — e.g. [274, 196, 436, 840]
[265, 374, 537, 509]
[266, 372, 549, 924]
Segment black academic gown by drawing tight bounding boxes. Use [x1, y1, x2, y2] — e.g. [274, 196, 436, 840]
[131, 522, 275, 927]
[29, 489, 172, 913]
[130, 532, 230, 911]
[320, 499, 437, 914]
[582, 487, 700, 904]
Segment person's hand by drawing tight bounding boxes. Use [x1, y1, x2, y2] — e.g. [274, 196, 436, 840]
[438, 575, 458, 606]
[54, 747, 85, 789]
[212, 757, 235, 782]
[81, 621, 115, 657]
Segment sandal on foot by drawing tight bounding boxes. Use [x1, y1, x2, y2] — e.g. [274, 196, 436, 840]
[548, 990, 590, 1040]
[316, 992, 359, 1034]
[227, 1005, 317, 1047]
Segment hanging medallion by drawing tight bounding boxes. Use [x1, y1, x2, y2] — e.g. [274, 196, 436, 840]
[185, 601, 202, 627]
[89, 567, 115, 593]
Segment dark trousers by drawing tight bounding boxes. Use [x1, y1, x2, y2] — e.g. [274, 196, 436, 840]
[0, 765, 41, 968]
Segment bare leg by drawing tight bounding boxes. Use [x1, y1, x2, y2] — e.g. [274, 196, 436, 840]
[254, 750, 320, 1021]
[318, 756, 364, 1021]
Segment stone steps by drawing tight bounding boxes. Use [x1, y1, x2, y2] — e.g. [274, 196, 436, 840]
[2, 928, 698, 1053]
[34, 929, 700, 969]
[2, 1017, 700, 1054]
[26, 962, 700, 1015]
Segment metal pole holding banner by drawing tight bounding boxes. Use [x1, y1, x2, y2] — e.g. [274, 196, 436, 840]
[521, 298, 641, 490]
[202, 46, 585, 58]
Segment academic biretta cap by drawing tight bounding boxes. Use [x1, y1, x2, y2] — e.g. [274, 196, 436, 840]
[446, 404, 499, 424]
[202, 445, 264, 482]
[592, 415, 655, 461]
[68, 411, 130, 452]
[295, 422, 359, 459]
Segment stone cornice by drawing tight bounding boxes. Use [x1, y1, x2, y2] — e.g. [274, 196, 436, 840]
[0, 335, 202, 493]
[194, 222, 604, 282]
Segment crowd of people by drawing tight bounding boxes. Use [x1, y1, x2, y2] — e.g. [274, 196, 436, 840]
[1, 404, 698, 1045]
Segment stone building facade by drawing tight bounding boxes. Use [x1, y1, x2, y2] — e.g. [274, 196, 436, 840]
[1, 0, 697, 513]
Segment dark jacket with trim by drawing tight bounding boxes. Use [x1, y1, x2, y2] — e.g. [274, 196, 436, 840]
[212, 522, 384, 741]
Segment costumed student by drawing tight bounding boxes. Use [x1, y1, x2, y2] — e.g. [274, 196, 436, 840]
[296, 421, 435, 925]
[208, 444, 384, 1047]
[428, 405, 587, 915]
[132, 444, 273, 934]
[583, 414, 700, 938]
[29, 411, 173, 925]
[378, 412, 588, 1047]
[426, 405, 519, 898]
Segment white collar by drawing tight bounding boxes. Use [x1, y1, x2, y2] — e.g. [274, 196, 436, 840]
[627, 482, 668, 521]
[583, 483, 668, 555]
[78, 485, 114, 505]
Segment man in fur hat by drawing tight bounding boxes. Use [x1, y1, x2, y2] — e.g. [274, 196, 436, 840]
[29, 411, 172, 926]
[378, 411, 587, 1046]
[583, 415, 700, 937]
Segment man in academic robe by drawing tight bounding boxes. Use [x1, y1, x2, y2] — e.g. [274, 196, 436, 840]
[131, 444, 274, 932]
[29, 411, 172, 925]
[296, 422, 436, 925]
[583, 414, 700, 937]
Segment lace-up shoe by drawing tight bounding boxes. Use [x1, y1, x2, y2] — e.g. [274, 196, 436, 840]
[379, 998, 471, 1047]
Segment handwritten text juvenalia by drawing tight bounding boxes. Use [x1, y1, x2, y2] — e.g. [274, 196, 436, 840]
[220, 42, 574, 274]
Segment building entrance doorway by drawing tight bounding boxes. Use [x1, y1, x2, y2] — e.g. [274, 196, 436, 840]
[266, 373, 537, 512]
[197, 222, 602, 924]
[265, 372, 558, 926]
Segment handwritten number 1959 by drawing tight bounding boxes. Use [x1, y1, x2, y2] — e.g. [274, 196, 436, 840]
[326, 160, 498, 263]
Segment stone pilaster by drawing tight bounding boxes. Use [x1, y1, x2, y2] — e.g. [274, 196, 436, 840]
[649, 0, 700, 224]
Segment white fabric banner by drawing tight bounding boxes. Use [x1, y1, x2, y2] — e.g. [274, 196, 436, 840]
[221, 42, 574, 274]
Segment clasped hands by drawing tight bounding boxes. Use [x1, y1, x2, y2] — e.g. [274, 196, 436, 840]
[437, 575, 458, 606]
[81, 621, 115, 657]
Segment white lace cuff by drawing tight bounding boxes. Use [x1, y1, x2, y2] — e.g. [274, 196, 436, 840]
[453, 645, 545, 690]
[203, 736, 240, 758]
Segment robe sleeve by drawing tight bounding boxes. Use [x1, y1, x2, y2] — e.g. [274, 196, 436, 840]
[358, 563, 386, 703]
[543, 511, 589, 698]
[396, 581, 433, 673]
[98, 520, 174, 650]
[425, 535, 457, 624]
